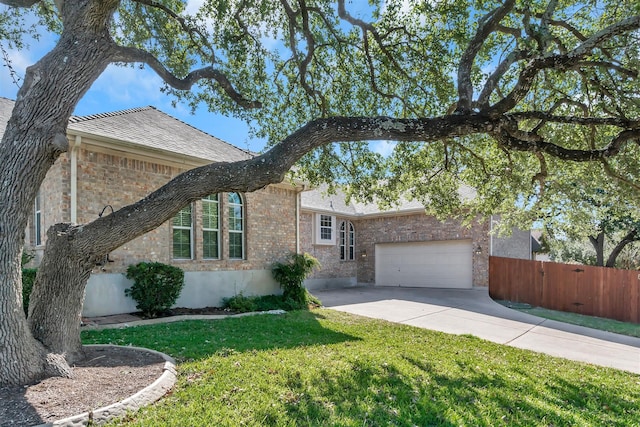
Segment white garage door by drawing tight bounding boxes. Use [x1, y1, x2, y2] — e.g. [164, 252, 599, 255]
[375, 240, 473, 288]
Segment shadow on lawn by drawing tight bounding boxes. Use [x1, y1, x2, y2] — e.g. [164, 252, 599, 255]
[276, 353, 635, 426]
[81, 310, 360, 363]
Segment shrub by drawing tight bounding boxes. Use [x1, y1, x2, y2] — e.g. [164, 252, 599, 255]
[222, 292, 258, 313]
[272, 253, 321, 307]
[125, 262, 185, 318]
[222, 293, 311, 313]
[22, 268, 37, 315]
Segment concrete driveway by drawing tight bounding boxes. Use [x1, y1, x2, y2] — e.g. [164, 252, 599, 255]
[315, 286, 640, 375]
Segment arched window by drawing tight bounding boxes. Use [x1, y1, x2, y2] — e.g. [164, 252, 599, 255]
[228, 192, 244, 259]
[202, 194, 220, 259]
[339, 221, 355, 261]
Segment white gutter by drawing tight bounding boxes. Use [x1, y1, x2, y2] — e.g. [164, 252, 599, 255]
[70, 135, 81, 224]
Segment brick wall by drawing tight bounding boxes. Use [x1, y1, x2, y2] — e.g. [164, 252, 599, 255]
[299, 212, 358, 281]
[356, 213, 489, 287]
[31, 142, 298, 274]
[301, 210, 490, 287]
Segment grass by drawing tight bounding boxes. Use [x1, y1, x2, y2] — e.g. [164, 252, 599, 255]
[498, 301, 640, 338]
[82, 309, 640, 426]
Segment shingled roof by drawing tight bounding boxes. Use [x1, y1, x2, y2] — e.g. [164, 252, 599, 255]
[301, 183, 477, 217]
[68, 105, 252, 162]
[0, 98, 252, 163]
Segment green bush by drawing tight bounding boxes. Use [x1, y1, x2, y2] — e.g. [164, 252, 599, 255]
[125, 262, 185, 318]
[222, 292, 258, 313]
[272, 253, 321, 308]
[222, 293, 314, 313]
[22, 268, 37, 315]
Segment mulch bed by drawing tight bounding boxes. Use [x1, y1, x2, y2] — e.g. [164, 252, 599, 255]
[0, 346, 165, 427]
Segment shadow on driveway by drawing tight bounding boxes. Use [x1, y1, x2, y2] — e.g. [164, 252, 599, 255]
[315, 286, 640, 374]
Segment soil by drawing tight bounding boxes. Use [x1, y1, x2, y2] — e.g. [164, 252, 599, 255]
[0, 307, 237, 426]
[0, 346, 165, 427]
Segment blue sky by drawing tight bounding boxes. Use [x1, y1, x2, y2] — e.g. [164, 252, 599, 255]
[0, 3, 264, 152]
[0, 1, 399, 156]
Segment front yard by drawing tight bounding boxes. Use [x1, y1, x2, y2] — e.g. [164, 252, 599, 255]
[83, 309, 640, 426]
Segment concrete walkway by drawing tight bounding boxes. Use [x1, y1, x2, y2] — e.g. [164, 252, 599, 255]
[315, 286, 640, 375]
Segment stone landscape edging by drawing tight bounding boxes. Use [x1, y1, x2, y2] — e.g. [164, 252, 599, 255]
[37, 345, 177, 427]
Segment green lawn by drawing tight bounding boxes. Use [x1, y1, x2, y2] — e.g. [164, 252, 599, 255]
[82, 310, 640, 426]
[498, 301, 640, 338]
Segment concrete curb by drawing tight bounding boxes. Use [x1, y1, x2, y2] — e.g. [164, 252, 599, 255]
[38, 345, 177, 427]
[82, 309, 287, 331]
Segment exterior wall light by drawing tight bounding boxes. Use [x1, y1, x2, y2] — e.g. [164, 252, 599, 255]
[474, 245, 482, 255]
[361, 250, 367, 258]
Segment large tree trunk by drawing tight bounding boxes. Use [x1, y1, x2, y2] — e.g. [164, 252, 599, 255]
[605, 229, 639, 268]
[0, 0, 118, 385]
[588, 232, 605, 267]
[0, 245, 71, 384]
[28, 225, 98, 362]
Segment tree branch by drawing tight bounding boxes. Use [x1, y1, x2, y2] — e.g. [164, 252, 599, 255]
[489, 15, 640, 114]
[456, 0, 516, 113]
[509, 112, 639, 128]
[0, 0, 40, 6]
[73, 114, 495, 254]
[606, 229, 640, 268]
[112, 46, 262, 109]
[494, 124, 640, 161]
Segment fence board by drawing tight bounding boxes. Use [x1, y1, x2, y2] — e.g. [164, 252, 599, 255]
[489, 256, 640, 324]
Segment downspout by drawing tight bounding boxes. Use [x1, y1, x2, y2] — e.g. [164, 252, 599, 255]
[70, 135, 81, 224]
[295, 184, 307, 254]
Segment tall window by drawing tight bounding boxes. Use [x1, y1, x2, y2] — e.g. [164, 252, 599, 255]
[172, 204, 193, 259]
[202, 194, 220, 259]
[228, 192, 244, 259]
[340, 221, 355, 261]
[34, 191, 42, 246]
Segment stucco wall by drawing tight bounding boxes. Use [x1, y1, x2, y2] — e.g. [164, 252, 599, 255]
[83, 269, 281, 317]
[490, 226, 532, 260]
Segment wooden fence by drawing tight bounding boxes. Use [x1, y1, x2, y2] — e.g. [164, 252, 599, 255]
[489, 256, 640, 324]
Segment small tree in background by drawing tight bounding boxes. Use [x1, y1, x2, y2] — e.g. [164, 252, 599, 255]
[125, 262, 185, 318]
[272, 253, 321, 308]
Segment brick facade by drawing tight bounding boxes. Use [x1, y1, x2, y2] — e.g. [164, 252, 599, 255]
[300, 210, 490, 287]
[299, 212, 358, 282]
[29, 141, 298, 275]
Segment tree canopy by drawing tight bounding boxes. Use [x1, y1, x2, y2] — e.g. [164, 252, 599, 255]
[0, 0, 639, 385]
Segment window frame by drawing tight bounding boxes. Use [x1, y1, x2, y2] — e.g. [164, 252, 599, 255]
[339, 220, 355, 261]
[315, 213, 336, 245]
[227, 192, 245, 260]
[202, 194, 220, 260]
[172, 204, 193, 260]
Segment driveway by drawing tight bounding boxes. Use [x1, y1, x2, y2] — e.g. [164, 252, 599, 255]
[315, 286, 640, 375]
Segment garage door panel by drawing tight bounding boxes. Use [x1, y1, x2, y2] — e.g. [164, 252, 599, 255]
[375, 240, 472, 288]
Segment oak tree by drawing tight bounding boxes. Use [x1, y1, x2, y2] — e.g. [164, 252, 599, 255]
[0, 0, 638, 385]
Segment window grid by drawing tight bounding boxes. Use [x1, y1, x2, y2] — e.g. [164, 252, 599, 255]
[228, 193, 244, 259]
[320, 215, 333, 241]
[172, 204, 193, 259]
[202, 194, 220, 259]
[340, 221, 355, 261]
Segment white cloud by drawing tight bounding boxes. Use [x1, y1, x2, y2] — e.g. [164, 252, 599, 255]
[372, 140, 397, 157]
